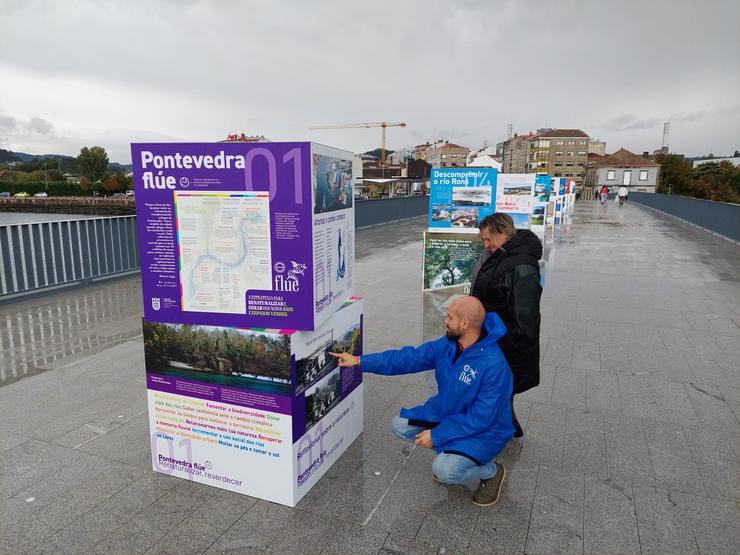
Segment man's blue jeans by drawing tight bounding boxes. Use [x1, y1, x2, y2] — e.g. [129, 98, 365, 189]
[390, 416, 498, 484]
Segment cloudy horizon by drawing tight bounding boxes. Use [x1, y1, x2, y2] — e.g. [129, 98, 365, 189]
[1, 0, 738, 163]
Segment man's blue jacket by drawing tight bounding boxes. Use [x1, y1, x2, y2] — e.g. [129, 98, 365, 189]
[361, 312, 515, 464]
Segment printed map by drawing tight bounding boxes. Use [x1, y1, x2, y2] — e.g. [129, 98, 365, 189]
[175, 191, 271, 314]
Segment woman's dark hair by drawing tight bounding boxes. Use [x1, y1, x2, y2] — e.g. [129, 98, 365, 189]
[479, 213, 516, 238]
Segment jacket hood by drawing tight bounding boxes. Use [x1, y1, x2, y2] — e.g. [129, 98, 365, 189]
[481, 312, 507, 343]
[502, 229, 543, 261]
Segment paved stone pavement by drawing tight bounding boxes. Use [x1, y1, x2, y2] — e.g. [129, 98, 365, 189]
[1, 201, 738, 554]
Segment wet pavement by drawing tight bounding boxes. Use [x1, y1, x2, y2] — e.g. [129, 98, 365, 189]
[1, 201, 738, 554]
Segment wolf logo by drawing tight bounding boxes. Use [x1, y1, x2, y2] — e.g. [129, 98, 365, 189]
[151, 298, 161, 311]
[287, 261, 307, 282]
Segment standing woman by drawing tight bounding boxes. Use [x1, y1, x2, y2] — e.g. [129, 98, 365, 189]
[470, 213, 543, 437]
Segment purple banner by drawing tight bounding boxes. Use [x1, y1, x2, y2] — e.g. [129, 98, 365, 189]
[132, 142, 315, 330]
[147, 373, 292, 415]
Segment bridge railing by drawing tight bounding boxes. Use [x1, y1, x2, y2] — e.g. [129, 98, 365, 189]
[629, 192, 740, 243]
[355, 195, 428, 228]
[0, 215, 139, 302]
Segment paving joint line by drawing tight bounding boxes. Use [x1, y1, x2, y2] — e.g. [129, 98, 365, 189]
[361, 443, 417, 527]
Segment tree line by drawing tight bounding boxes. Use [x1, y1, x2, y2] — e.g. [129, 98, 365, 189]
[656, 154, 740, 203]
[0, 145, 132, 195]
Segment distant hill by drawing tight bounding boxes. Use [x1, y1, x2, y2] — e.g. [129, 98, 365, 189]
[109, 162, 133, 172]
[363, 148, 394, 160]
[1, 149, 131, 172]
[0, 149, 23, 163]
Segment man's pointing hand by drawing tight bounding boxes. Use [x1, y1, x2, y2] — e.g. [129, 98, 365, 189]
[329, 352, 360, 367]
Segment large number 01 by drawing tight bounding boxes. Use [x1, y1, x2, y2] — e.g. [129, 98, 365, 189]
[151, 434, 195, 478]
[295, 421, 325, 477]
[244, 147, 304, 204]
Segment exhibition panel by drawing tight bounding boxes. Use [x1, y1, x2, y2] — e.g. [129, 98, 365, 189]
[132, 141, 355, 332]
[132, 141, 362, 506]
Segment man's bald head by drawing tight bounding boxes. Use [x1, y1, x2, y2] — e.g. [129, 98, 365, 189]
[449, 296, 485, 331]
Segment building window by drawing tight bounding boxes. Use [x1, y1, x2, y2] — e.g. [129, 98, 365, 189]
[554, 162, 562, 167]
[554, 172, 562, 177]
[442, 154, 447, 159]
[578, 151, 587, 156]
[579, 140, 587, 146]
[607, 170, 616, 180]
[567, 140, 575, 146]
[556, 140, 564, 146]
[566, 162, 574, 167]
[639, 170, 648, 181]
[566, 173, 573, 177]
[555, 151, 563, 157]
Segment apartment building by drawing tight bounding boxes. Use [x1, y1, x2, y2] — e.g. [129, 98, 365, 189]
[411, 143, 431, 161]
[588, 140, 607, 156]
[499, 133, 535, 173]
[528, 129, 590, 189]
[426, 142, 470, 168]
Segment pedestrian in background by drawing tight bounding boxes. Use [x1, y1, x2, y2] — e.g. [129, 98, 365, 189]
[617, 186, 628, 207]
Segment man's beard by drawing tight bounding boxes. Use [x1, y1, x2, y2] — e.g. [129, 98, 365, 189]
[446, 329, 461, 341]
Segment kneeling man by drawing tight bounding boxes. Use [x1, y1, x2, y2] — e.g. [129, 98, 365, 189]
[331, 296, 514, 507]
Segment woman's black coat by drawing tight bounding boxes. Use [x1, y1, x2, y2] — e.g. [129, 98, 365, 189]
[470, 230, 543, 394]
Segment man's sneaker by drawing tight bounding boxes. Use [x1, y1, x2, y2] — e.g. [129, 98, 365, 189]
[472, 462, 505, 507]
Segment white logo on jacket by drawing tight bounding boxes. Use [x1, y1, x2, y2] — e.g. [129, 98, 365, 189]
[458, 364, 477, 385]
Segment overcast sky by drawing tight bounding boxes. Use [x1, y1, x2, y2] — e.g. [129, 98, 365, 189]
[1, 0, 738, 163]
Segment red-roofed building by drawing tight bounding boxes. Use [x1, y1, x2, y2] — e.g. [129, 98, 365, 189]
[411, 142, 431, 161]
[584, 148, 660, 197]
[426, 141, 470, 168]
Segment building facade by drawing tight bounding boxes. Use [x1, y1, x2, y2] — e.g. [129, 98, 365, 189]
[588, 140, 607, 156]
[500, 134, 533, 173]
[583, 148, 660, 197]
[527, 129, 590, 189]
[692, 155, 740, 168]
[411, 142, 430, 161]
[426, 142, 469, 168]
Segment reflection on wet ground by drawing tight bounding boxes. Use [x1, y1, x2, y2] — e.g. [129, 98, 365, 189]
[0, 278, 143, 385]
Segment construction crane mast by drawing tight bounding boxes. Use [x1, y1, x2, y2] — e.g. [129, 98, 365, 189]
[661, 122, 671, 151]
[308, 121, 407, 166]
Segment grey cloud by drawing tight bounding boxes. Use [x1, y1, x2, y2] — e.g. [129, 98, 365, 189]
[599, 114, 664, 132]
[0, 114, 18, 132]
[0, 0, 738, 158]
[0, 113, 56, 139]
[28, 116, 55, 135]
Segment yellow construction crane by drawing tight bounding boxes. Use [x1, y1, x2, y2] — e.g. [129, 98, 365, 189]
[308, 121, 407, 166]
